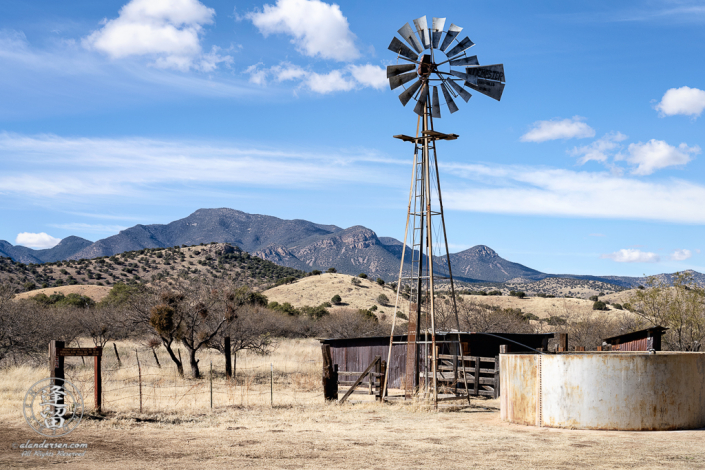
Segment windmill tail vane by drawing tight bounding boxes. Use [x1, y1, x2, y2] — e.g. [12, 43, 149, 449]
[382, 16, 505, 408]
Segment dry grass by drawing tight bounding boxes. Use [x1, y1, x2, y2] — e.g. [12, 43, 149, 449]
[2, 338, 704, 469]
[264, 273, 405, 315]
[13, 285, 112, 302]
[461, 294, 632, 320]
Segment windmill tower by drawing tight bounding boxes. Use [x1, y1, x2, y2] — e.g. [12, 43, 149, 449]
[383, 16, 505, 406]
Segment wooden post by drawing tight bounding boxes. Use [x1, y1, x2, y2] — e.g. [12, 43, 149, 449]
[379, 361, 386, 402]
[493, 355, 500, 399]
[136, 351, 142, 413]
[321, 344, 338, 401]
[49, 341, 65, 411]
[224, 337, 232, 380]
[473, 357, 480, 397]
[499, 344, 510, 354]
[576, 346, 585, 352]
[94, 349, 102, 413]
[557, 333, 568, 352]
[113, 343, 121, 367]
[597, 346, 603, 351]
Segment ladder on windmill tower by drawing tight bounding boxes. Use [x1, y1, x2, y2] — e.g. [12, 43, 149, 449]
[382, 16, 506, 407]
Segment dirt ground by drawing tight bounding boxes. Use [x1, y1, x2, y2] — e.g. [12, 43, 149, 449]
[2, 398, 705, 470]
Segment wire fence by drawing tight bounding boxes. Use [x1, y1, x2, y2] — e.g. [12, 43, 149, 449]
[62, 351, 323, 413]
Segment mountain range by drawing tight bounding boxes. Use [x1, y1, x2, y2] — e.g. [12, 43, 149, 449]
[1, 208, 700, 287]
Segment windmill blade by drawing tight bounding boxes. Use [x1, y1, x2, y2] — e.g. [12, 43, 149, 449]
[431, 18, 446, 49]
[398, 23, 423, 53]
[449, 55, 479, 67]
[466, 79, 505, 101]
[389, 71, 418, 90]
[414, 83, 429, 116]
[445, 37, 475, 58]
[431, 86, 441, 118]
[449, 69, 478, 86]
[447, 79, 472, 102]
[440, 82, 459, 114]
[464, 64, 505, 83]
[388, 37, 419, 61]
[413, 16, 430, 49]
[439, 23, 462, 52]
[387, 64, 416, 78]
[398, 79, 422, 107]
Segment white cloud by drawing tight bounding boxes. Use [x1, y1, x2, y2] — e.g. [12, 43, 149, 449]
[441, 163, 705, 224]
[570, 132, 627, 164]
[82, 0, 231, 71]
[244, 61, 385, 94]
[620, 139, 700, 175]
[306, 69, 355, 93]
[15, 232, 62, 249]
[601, 249, 660, 263]
[247, 0, 359, 62]
[348, 64, 387, 89]
[655, 86, 705, 118]
[521, 116, 595, 143]
[670, 249, 693, 261]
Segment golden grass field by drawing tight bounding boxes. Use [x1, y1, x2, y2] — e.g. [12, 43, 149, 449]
[264, 273, 406, 317]
[2, 338, 704, 469]
[13, 285, 113, 302]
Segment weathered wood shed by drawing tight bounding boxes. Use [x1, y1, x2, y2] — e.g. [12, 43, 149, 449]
[320, 332, 553, 390]
[603, 326, 668, 351]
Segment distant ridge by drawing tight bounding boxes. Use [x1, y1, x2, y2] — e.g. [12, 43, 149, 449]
[1, 208, 702, 286]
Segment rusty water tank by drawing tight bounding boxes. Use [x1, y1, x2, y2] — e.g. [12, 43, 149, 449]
[500, 352, 705, 431]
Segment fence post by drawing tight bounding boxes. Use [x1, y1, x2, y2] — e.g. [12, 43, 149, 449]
[113, 343, 121, 367]
[378, 361, 386, 402]
[557, 333, 568, 352]
[95, 348, 102, 413]
[136, 350, 142, 413]
[49, 341, 65, 413]
[494, 355, 500, 399]
[270, 363, 273, 407]
[210, 361, 213, 409]
[321, 344, 338, 401]
[224, 337, 232, 380]
[473, 357, 480, 397]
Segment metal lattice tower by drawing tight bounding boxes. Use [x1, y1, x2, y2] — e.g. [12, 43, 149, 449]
[383, 16, 505, 407]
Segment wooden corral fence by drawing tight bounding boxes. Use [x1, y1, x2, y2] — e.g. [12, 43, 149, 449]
[421, 353, 500, 400]
[322, 346, 386, 403]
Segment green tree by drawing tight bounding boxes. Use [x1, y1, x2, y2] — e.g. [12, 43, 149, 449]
[377, 293, 389, 305]
[592, 300, 608, 310]
[331, 295, 342, 305]
[628, 272, 705, 351]
[376, 278, 385, 286]
[358, 273, 367, 279]
[326, 267, 337, 273]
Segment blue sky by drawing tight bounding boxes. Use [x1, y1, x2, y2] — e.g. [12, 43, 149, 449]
[1, 0, 705, 277]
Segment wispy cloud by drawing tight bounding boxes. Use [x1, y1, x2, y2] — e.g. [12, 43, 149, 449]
[670, 249, 693, 261]
[521, 116, 595, 143]
[49, 223, 127, 233]
[441, 162, 705, 224]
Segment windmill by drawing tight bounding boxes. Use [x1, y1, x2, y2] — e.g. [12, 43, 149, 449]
[383, 16, 505, 407]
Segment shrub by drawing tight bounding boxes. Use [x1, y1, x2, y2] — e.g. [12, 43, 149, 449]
[377, 293, 389, 305]
[396, 311, 408, 320]
[509, 291, 526, 299]
[547, 316, 567, 326]
[358, 273, 368, 279]
[358, 308, 377, 322]
[369, 305, 378, 312]
[592, 300, 608, 310]
[331, 294, 342, 305]
[589, 295, 598, 302]
[612, 303, 623, 310]
[351, 277, 361, 286]
[326, 267, 337, 273]
[487, 290, 502, 296]
[376, 278, 385, 286]
[310, 270, 322, 276]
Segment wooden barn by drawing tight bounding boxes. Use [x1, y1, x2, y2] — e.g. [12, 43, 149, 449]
[320, 332, 553, 399]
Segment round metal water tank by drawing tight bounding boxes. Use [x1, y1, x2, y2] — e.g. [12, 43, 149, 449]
[500, 352, 705, 431]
